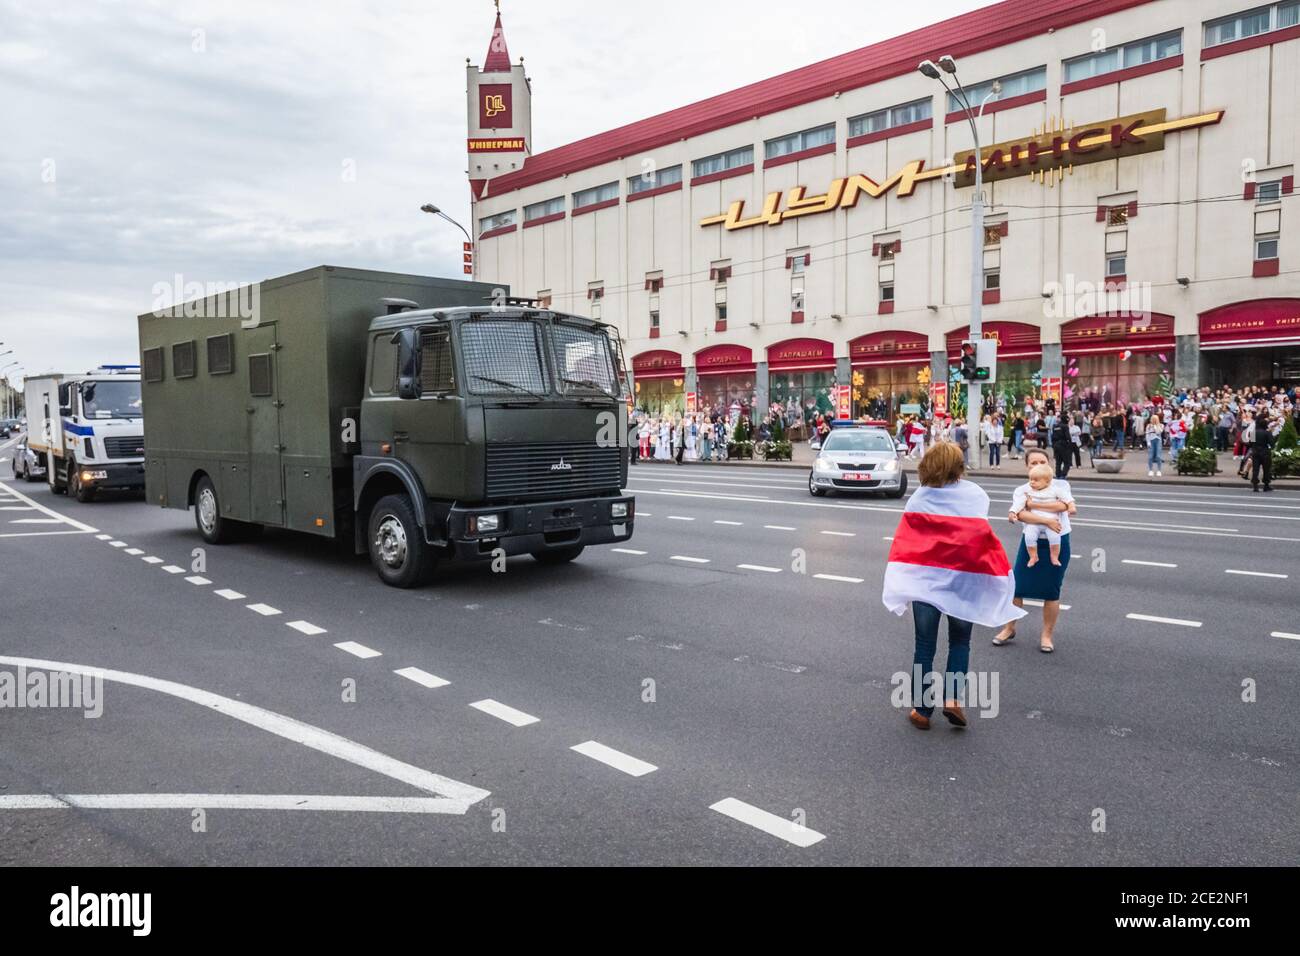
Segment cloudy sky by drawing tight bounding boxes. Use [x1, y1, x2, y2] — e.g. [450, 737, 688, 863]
[0, 0, 985, 382]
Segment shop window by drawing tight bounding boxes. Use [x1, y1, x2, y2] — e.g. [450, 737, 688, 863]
[715, 304, 727, 332]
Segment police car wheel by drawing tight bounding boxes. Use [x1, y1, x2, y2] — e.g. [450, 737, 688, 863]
[809, 472, 827, 497]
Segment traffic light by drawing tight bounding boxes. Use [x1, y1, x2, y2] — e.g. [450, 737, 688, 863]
[959, 339, 994, 381]
[960, 341, 978, 381]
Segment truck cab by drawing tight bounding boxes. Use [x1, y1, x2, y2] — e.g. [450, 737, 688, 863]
[26, 366, 145, 501]
[352, 305, 635, 586]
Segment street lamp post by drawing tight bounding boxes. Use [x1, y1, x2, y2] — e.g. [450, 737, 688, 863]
[919, 57, 1000, 461]
[420, 203, 475, 278]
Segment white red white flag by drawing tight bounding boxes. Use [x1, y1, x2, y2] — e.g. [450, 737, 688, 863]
[881, 480, 1026, 628]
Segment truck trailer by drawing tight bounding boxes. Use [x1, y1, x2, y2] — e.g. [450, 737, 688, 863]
[24, 366, 145, 501]
[138, 265, 635, 587]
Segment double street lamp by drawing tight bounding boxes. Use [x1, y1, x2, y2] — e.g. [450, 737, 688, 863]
[918, 55, 1000, 455]
[420, 204, 474, 277]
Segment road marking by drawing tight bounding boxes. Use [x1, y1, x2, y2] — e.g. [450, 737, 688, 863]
[0, 529, 102, 539]
[161, 565, 186, 574]
[11, 518, 63, 524]
[286, 620, 326, 635]
[814, 573, 864, 584]
[883, 536, 894, 541]
[0, 655, 489, 807]
[141, 556, 163, 564]
[820, 530, 856, 537]
[1272, 632, 1300, 641]
[714, 519, 743, 526]
[0, 506, 34, 511]
[1022, 599, 1072, 610]
[0, 794, 476, 815]
[394, 666, 449, 689]
[570, 740, 657, 777]
[638, 511, 652, 517]
[666, 515, 695, 521]
[670, 555, 710, 563]
[0, 482, 97, 532]
[764, 524, 796, 531]
[1127, 613, 1202, 628]
[108, 540, 127, 547]
[469, 698, 539, 727]
[1225, 569, 1288, 579]
[246, 602, 281, 616]
[124, 548, 143, 555]
[334, 641, 381, 659]
[1122, 559, 1178, 568]
[611, 547, 647, 555]
[185, 576, 212, 586]
[738, 564, 782, 573]
[710, 797, 826, 847]
[214, 588, 245, 600]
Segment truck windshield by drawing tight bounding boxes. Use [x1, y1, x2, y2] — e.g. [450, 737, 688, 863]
[551, 322, 619, 396]
[81, 380, 143, 419]
[461, 320, 552, 397]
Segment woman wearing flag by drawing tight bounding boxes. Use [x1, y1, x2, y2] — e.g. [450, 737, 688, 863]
[882, 442, 1025, 730]
[991, 448, 1077, 653]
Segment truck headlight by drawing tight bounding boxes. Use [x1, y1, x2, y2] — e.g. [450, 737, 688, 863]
[471, 513, 500, 534]
[611, 502, 629, 519]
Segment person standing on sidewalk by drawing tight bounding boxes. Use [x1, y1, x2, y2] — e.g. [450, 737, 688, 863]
[953, 419, 969, 467]
[1051, 416, 1073, 479]
[1145, 413, 1165, 477]
[1011, 412, 1026, 459]
[1216, 407, 1235, 453]
[983, 414, 1003, 469]
[1251, 411, 1274, 492]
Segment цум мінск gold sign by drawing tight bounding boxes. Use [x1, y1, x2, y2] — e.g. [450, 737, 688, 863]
[699, 109, 1223, 232]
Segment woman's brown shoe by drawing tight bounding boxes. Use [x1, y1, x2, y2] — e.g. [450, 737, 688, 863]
[942, 702, 968, 727]
[908, 709, 931, 730]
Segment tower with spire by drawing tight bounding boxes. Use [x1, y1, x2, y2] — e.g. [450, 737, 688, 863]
[466, 3, 531, 201]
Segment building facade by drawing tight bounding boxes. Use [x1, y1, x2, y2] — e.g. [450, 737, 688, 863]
[467, 0, 1300, 423]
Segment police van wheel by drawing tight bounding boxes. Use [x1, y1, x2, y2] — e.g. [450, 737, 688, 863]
[368, 494, 434, 588]
[195, 475, 237, 544]
[531, 544, 585, 564]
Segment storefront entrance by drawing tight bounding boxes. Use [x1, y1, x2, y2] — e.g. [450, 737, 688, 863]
[1199, 299, 1300, 388]
[631, 349, 685, 416]
[694, 344, 756, 419]
[945, 321, 1042, 415]
[767, 338, 835, 439]
[1060, 313, 1175, 411]
[849, 330, 930, 424]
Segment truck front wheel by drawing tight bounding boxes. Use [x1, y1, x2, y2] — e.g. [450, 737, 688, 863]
[367, 494, 434, 588]
[195, 475, 239, 544]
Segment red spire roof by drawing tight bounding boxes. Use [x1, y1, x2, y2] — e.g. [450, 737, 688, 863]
[483, 12, 512, 72]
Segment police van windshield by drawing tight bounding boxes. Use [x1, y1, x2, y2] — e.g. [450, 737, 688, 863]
[82, 380, 143, 419]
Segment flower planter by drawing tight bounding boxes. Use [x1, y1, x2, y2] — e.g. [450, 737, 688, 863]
[1094, 458, 1124, 474]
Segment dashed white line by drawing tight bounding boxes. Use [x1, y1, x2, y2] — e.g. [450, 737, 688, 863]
[469, 698, 539, 727]
[814, 573, 864, 584]
[1272, 632, 1300, 641]
[108, 540, 127, 547]
[713, 519, 743, 526]
[246, 603, 282, 616]
[1122, 559, 1178, 568]
[764, 524, 796, 531]
[287, 620, 327, 636]
[670, 555, 710, 564]
[820, 530, 856, 537]
[666, 515, 695, 521]
[12, 518, 65, 524]
[1127, 613, 1202, 628]
[214, 588, 245, 600]
[570, 740, 657, 777]
[185, 576, 211, 586]
[124, 548, 143, 555]
[334, 641, 381, 659]
[738, 564, 782, 573]
[161, 565, 185, 574]
[394, 666, 450, 689]
[1225, 569, 1288, 579]
[141, 556, 163, 564]
[611, 547, 647, 555]
[709, 797, 826, 848]
[95, 534, 112, 540]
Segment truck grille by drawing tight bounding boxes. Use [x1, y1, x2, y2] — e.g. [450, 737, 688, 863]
[485, 442, 621, 500]
[104, 436, 145, 459]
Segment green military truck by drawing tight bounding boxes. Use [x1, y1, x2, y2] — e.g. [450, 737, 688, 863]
[138, 266, 635, 587]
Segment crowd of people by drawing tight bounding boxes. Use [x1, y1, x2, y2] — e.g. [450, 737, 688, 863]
[631, 401, 836, 464]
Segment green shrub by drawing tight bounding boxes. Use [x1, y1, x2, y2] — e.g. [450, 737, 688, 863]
[1273, 447, 1300, 478]
[1276, 415, 1298, 452]
[727, 440, 754, 460]
[758, 439, 792, 461]
[1185, 421, 1212, 450]
[1176, 446, 1217, 475]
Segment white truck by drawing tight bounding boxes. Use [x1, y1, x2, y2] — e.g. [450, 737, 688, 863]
[24, 366, 145, 501]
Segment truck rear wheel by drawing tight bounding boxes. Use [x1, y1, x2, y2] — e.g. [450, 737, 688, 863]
[195, 475, 240, 544]
[367, 494, 434, 588]
[531, 544, 585, 565]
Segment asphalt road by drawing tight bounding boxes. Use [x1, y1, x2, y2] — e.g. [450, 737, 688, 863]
[2, 438, 1297, 865]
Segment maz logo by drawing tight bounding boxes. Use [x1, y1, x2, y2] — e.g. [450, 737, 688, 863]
[550, 457, 573, 472]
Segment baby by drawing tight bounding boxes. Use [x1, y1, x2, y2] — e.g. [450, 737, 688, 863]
[1017, 463, 1064, 567]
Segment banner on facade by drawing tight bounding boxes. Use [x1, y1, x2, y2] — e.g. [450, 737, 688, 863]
[929, 380, 948, 413]
[686, 391, 697, 414]
[835, 384, 852, 419]
[1041, 377, 1062, 404]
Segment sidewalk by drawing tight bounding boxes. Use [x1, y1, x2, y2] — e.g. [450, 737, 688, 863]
[633, 444, 1293, 488]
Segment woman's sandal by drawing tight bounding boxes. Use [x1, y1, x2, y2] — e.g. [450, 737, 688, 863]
[1039, 640, 1055, 653]
[992, 631, 1016, 646]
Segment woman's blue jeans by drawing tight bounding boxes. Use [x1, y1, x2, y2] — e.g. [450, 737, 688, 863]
[911, 602, 973, 717]
[1148, 440, 1163, 469]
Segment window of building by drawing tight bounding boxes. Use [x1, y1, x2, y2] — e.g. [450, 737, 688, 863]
[880, 282, 895, 302]
[1108, 205, 1130, 227]
[1064, 30, 1182, 82]
[848, 97, 932, 138]
[1106, 252, 1127, 277]
[984, 270, 1001, 291]
[947, 66, 1045, 112]
[523, 196, 565, 221]
[1205, 2, 1298, 47]
[764, 123, 835, 160]
[715, 303, 727, 331]
[649, 310, 660, 332]
[645, 273, 663, 293]
[1257, 180, 1283, 203]
[879, 243, 895, 261]
[479, 209, 516, 232]
[573, 181, 619, 209]
[711, 261, 732, 282]
[1256, 235, 1280, 260]
[692, 145, 754, 178]
[983, 224, 1003, 246]
[627, 164, 682, 195]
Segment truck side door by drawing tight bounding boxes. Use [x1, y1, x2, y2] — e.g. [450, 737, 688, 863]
[391, 327, 467, 500]
[246, 324, 284, 526]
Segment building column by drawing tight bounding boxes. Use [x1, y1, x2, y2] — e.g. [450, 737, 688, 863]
[1039, 342, 1063, 380]
[754, 361, 769, 416]
[1175, 334, 1200, 390]
[684, 366, 697, 412]
[929, 350, 948, 399]
[835, 356, 851, 417]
